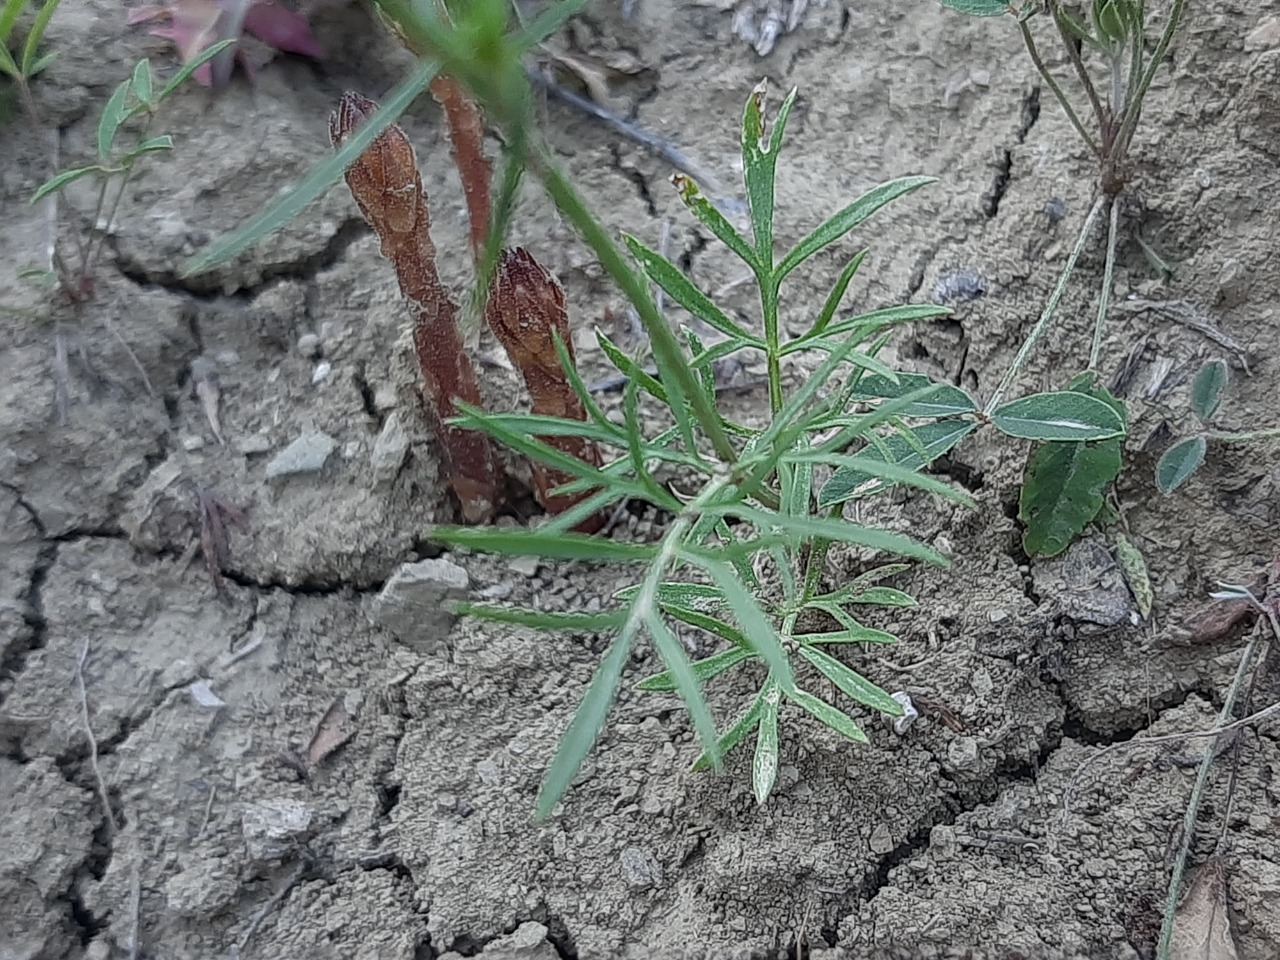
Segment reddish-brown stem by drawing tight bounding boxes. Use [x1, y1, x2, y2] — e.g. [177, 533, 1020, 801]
[330, 92, 499, 522]
[485, 248, 605, 533]
[430, 75, 493, 266]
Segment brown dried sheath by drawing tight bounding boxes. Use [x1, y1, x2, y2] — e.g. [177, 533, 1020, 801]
[485, 248, 605, 533]
[429, 75, 492, 266]
[330, 92, 498, 522]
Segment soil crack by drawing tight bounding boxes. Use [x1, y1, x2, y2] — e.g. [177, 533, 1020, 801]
[982, 85, 1041, 219]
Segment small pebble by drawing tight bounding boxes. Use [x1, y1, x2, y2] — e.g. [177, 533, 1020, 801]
[297, 333, 322, 358]
[312, 361, 332, 384]
[932, 267, 986, 303]
[508, 556, 541, 577]
[1044, 197, 1068, 224]
[264, 431, 337, 478]
[181, 435, 205, 451]
[234, 434, 272, 456]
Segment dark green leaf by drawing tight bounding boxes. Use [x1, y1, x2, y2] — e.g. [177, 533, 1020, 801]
[158, 37, 237, 100]
[97, 78, 132, 160]
[624, 235, 761, 345]
[127, 135, 174, 156]
[845, 585, 916, 607]
[637, 645, 753, 691]
[430, 526, 657, 563]
[808, 249, 868, 338]
[741, 82, 796, 266]
[1155, 436, 1206, 494]
[710, 504, 949, 566]
[615, 581, 728, 611]
[795, 626, 900, 645]
[991, 392, 1126, 441]
[19, 0, 59, 78]
[846, 371, 977, 417]
[936, 0, 1012, 13]
[776, 177, 935, 281]
[131, 59, 154, 108]
[30, 165, 104, 204]
[753, 684, 781, 803]
[1018, 379, 1125, 557]
[553, 329, 615, 431]
[693, 556, 796, 692]
[672, 173, 758, 269]
[787, 687, 869, 743]
[182, 57, 437, 276]
[788, 446, 974, 506]
[799, 646, 903, 715]
[536, 621, 639, 817]
[596, 329, 668, 403]
[452, 603, 628, 631]
[1190, 359, 1228, 421]
[818, 420, 976, 508]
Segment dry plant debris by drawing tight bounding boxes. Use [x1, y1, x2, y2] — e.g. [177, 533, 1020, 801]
[330, 91, 499, 523]
[1170, 857, 1242, 960]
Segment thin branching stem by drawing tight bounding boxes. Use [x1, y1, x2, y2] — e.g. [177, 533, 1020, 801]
[1090, 195, 1120, 371]
[1114, 0, 1188, 160]
[985, 193, 1108, 414]
[1207, 426, 1280, 443]
[1018, 19, 1099, 156]
[1050, 6, 1110, 139]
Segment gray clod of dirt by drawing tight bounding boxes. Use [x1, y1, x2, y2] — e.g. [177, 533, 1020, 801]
[478, 923, 560, 960]
[369, 557, 470, 653]
[370, 410, 410, 484]
[264, 431, 337, 478]
[241, 799, 313, 863]
[620, 845, 663, 889]
[932, 267, 986, 303]
[1033, 538, 1135, 626]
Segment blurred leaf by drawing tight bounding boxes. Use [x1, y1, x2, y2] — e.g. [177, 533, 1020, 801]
[19, 0, 58, 78]
[991, 391, 1126, 441]
[616, 581, 729, 611]
[155, 36, 236, 100]
[451, 603, 628, 631]
[595, 328, 668, 403]
[712, 504, 949, 566]
[181, 56, 437, 276]
[808, 249, 867, 338]
[789, 303, 953, 353]
[131, 58, 154, 108]
[1113, 532, 1152, 619]
[637, 645, 752, 691]
[1156, 436, 1207, 494]
[741, 81, 796, 266]
[845, 585, 916, 607]
[818, 420, 975, 508]
[753, 683, 781, 803]
[693, 556, 795, 693]
[536, 619, 639, 817]
[30, 165, 105, 203]
[644, 610, 721, 769]
[126, 134, 175, 157]
[777, 176, 935, 282]
[1190, 359, 1228, 421]
[790, 446, 974, 506]
[431, 527, 657, 563]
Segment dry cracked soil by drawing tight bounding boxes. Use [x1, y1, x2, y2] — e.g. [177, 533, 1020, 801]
[3, 0, 1280, 958]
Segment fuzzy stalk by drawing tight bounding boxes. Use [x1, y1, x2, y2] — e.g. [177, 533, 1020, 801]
[330, 91, 499, 522]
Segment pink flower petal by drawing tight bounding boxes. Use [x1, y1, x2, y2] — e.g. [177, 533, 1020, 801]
[243, 0, 323, 59]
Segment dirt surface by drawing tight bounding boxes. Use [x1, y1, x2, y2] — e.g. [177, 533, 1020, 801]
[3, 0, 1280, 958]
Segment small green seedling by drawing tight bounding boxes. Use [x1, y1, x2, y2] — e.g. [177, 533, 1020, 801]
[1155, 359, 1279, 495]
[27, 42, 232, 303]
[0, 0, 60, 115]
[935, 0, 1188, 557]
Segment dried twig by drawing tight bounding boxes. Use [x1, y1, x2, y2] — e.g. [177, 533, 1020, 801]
[194, 485, 248, 599]
[235, 856, 311, 957]
[486, 248, 604, 531]
[76, 639, 119, 835]
[331, 92, 499, 522]
[126, 861, 142, 960]
[1113, 298, 1251, 369]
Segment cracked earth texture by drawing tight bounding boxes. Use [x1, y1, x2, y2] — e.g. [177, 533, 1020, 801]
[3, 0, 1280, 958]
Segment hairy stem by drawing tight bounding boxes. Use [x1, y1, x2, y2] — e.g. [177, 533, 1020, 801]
[1018, 19, 1100, 156]
[985, 193, 1108, 414]
[1114, 0, 1188, 160]
[1051, 6, 1109, 139]
[1090, 195, 1120, 371]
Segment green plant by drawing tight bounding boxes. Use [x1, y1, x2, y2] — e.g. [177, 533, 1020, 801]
[178, 1, 1126, 816]
[0, 0, 60, 115]
[26, 43, 232, 304]
[1155, 359, 1280, 495]
[936, 0, 1188, 557]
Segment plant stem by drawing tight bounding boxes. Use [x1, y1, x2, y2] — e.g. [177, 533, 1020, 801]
[1113, 0, 1188, 160]
[1207, 426, 1280, 443]
[534, 152, 739, 464]
[1155, 634, 1263, 959]
[1090, 195, 1119, 371]
[1019, 18, 1099, 156]
[1050, 6, 1109, 138]
[761, 280, 783, 415]
[984, 193, 1108, 414]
